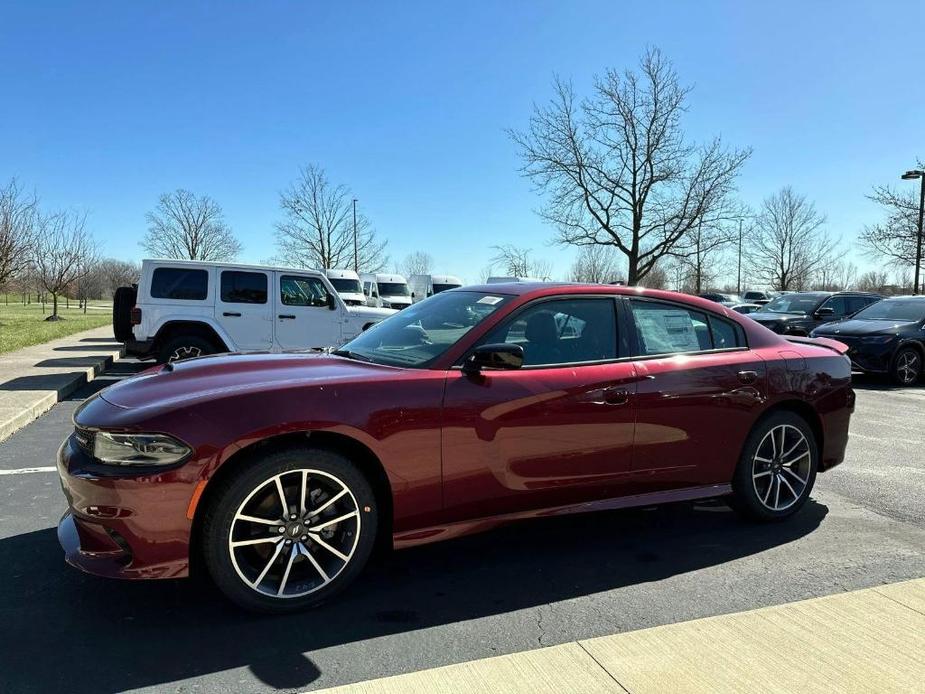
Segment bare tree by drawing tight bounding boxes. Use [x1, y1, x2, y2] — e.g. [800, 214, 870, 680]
[142, 189, 241, 262]
[510, 48, 750, 285]
[95, 258, 141, 297]
[399, 251, 433, 277]
[31, 210, 99, 319]
[855, 270, 890, 294]
[748, 187, 836, 291]
[670, 220, 735, 294]
[638, 262, 669, 289]
[274, 165, 388, 272]
[569, 244, 622, 283]
[858, 172, 923, 272]
[0, 178, 37, 287]
[490, 244, 552, 279]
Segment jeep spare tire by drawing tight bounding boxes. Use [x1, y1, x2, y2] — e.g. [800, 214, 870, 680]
[112, 286, 137, 342]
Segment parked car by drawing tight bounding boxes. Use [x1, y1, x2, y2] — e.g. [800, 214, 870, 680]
[68, 283, 854, 612]
[698, 292, 739, 306]
[749, 291, 881, 336]
[372, 273, 412, 310]
[112, 259, 395, 363]
[741, 290, 770, 303]
[810, 295, 925, 385]
[409, 274, 463, 303]
[324, 269, 366, 306]
[732, 303, 762, 315]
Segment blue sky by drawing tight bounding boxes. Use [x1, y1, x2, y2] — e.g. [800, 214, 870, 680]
[1, 1, 922, 284]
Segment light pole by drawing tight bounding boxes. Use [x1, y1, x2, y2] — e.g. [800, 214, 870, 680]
[901, 169, 925, 295]
[352, 198, 358, 273]
[737, 218, 743, 296]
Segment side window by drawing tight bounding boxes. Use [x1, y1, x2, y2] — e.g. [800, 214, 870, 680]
[630, 300, 712, 356]
[846, 296, 874, 314]
[708, 315, 746, 349]
[819, 296, 848, 317]
[220, 271, 267, 304]
[280, 275, 331, 307]
[481, 298, 617, 367]
[150, 268, 208, 300]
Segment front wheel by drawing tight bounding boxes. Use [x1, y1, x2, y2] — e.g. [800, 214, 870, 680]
[891, 346, 921, 386]
[201, 447, 378, 613]
[729, 412, 818, 521]
[158, 335, 215, 364]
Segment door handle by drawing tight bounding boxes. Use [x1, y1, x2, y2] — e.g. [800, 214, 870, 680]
[603, 387, 629, 405]
[222, 311, 242, 317]
[737, 370, 758, 385]
[278, 314, 296, 320]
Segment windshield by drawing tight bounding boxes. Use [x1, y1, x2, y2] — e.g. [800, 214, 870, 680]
[330, 278, 363, 294]
[337, 290, 511, 367]
[379, 282, 410, 296]
[851, 299, 925, 322]
[433, 283, 462, 294]
[759, 294, 824, 315]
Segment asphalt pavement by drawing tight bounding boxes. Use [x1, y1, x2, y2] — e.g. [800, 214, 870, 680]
[0, 359, 922, 694]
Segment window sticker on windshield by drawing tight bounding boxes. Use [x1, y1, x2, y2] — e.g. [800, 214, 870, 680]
[636, 309, 701, 353]
[477, 296, 503, 305]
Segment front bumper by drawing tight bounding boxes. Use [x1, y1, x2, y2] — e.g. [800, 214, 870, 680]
[56, 435, 194, 580]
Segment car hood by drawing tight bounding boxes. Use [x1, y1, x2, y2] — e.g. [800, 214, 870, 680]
[750, 312, 805, 323]
[99, 353, 402, 410]
[813, 319, 917, 336]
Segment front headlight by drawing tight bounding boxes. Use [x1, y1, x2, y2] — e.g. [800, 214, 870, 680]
[861, 335, 895, 344]
[93, 431, 191, 466]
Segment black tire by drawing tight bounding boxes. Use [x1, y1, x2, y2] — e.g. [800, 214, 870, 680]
[890, 346, 922, 386]
[729, 411, 818, 522]
[158, 335, 215, 364]
[112, 286, 137, 342]
[201, 446, 378, 613]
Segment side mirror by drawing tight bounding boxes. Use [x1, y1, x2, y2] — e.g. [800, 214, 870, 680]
[411, 292, 416, 298]
[815, 307, 834, 317]
[463, 343, 524, 374]
[327, 293, 337, 310]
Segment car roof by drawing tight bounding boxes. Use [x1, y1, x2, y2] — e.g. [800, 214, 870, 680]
[143, 258, 324, 276]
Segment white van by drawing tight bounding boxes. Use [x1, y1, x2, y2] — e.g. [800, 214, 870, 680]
[374, 273, 412, 310]
[409, 274, 464, 303]
[359, 273, 382, 308]
[112, 259, 395, 363]
[324, 268, 366, 306]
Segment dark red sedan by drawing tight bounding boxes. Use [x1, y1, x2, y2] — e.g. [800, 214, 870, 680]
[58, 284, 854, 612]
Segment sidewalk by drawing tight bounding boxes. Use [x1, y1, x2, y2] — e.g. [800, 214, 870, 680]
[0, 326, 123, 442]
[317, 577, 925, 693]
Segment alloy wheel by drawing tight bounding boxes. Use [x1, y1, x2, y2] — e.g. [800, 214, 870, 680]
[228, 469, 360, 598]
[169, 345, 202, 362]
[896, 350, 920, 385]
[752, 424, 812, 511]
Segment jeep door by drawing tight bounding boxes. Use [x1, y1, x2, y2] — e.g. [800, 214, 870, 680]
[275, 273, 342, 350]
[214, 269, 273, 350]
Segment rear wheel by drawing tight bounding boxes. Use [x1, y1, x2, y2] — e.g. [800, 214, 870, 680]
[729, 411, 818, 521]
[158, 335, 214, 364]
[201, 447, 378, 613]
[891, 346, 921, 386]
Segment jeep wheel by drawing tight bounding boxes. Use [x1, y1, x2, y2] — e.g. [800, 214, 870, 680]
[158, 336, 215, 364]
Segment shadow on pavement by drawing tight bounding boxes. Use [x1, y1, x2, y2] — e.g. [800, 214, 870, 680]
[851, 373, 925, 392]
[0, 498, 828, 693]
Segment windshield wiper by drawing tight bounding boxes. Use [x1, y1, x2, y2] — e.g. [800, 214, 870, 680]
[332, 349, 373, 363]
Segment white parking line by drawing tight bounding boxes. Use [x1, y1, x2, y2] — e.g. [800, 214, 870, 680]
[0, 466, 57, 476]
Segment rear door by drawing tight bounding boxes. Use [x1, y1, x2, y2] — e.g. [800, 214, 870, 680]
[215, 269, 273, 351]
[275, 273, 342, 350]
[626, 298, 767, 490]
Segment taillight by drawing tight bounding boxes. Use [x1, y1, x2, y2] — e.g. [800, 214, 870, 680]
[130, 306, 142, 325]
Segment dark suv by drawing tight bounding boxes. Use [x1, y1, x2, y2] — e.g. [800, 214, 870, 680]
[749, 291, 881, 336]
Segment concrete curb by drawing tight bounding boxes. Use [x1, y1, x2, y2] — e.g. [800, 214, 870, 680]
[0, 326, 124, 443]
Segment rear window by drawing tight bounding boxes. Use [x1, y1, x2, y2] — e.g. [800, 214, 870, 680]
[221, 271, 267, 304]
[150, 268, 208, 300]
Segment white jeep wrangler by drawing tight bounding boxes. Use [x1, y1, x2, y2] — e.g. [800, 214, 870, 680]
[113, 259, 395, 363]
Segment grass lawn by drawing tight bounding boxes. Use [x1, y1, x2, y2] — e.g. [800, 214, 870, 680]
[0, 296, 113, 355]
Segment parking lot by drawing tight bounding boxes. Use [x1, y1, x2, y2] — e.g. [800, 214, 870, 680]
[0, 357, 923, 694]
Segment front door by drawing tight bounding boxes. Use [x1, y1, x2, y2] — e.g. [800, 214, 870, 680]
[441, 297, 638, 521]
[214, 269, 272, 351]
[275, 273, 342, 350]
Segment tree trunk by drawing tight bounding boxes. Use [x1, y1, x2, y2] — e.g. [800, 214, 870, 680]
[52, 292, 58, 318]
